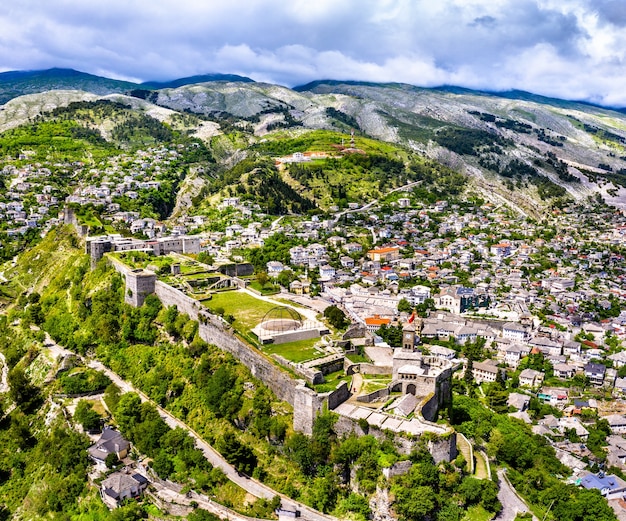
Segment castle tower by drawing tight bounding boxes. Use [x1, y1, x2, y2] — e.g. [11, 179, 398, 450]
[125, 269, 156, 307]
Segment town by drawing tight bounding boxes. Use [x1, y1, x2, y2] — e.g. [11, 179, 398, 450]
[4, 133, 626, 519]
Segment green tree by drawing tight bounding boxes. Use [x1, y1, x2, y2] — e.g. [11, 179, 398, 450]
[73, 400, 102, 431]
[397, 298, 413, 313]
[323, 305, 349, 329]
[217, 431, 257, 474]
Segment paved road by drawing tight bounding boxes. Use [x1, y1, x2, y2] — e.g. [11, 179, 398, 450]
[39, 334, 334, 521]
[87, 359, 335, 521]
[495, 469, 538, 521]
[331, 180, 422, 224]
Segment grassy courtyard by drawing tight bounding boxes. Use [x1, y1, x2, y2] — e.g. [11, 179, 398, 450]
[264, 337, 324, 363]
[203, 290, 277, 333]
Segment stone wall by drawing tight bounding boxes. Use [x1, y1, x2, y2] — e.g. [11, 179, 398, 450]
[345, 360, 392, 376]
[293, 384, 322, 436]
[332, 415, 456, 461]
[106, 264, 302, 411]
[316, 358, 345, 376]
[326, 381, 350, 410]
[429, 436, 458, 464]
[356, 388, 390, 403]
[272, 354, 323, 385]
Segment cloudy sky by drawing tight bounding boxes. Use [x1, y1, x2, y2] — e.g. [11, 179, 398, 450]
[1, 0, 626, 106]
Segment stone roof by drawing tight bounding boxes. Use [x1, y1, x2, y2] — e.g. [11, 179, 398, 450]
[88, 427, 130, 461]
[393, 393, 419, 417]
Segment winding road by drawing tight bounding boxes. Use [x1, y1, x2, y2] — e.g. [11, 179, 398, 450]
[42, 335, 335, 521]
[495, 469, 538, 521]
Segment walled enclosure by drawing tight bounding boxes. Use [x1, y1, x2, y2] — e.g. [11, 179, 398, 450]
[107, 255, 458, 456]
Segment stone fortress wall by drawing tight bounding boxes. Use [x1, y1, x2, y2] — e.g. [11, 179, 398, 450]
[106, 254, 456, 457]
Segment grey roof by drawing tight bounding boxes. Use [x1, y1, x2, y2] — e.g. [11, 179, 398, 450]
[88, 427, 130, 461]
[394, 394, 419, 417]
[101, 471, 146, 495]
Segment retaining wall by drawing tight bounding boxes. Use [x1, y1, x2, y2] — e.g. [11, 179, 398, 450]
[356, 388, 390, 403]
[332, 415, 457, 462]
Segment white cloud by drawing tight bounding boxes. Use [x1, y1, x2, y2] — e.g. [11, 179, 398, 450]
[0, 0, 623, 106]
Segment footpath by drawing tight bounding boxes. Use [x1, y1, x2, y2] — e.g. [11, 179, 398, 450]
[42, 334, 335, 521]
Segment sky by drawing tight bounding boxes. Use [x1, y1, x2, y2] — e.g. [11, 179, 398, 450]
[1, 0, 626, 106]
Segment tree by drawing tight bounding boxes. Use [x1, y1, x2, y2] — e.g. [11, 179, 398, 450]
[114, 392, 142, 435]
[73, 400, 102, 431]
[393, 485, 437, 521]
[8, 367, 39, 411]
[105, 452, 120, 469]
[256, 271, 269, 287]
[217, 431, 257, 474]
[324, 305, 349, 329]
[398, 298, 413, 313]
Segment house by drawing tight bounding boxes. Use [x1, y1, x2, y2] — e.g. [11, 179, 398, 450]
[266, 261, 285, 277]
[472, 361, 500, 384]
[553, 363, 576, 379]
[608, 351, 626, 368]
[367, 246, 400, 263]
[559, 417, 589, 440]
[319, 265, 336, 280]
[519, 368, 544, 388]
[507, 392, 530, 411]
[365, 315, 391, 333]
[502, 322, 528, 343]
[606, 414, 626, 435]
[428, 345, 456, 360]
[584, 362, 606, 386]
[100, 471, 149, 508]
[343, 242, 363, 254]
[435, 286, 488, 314]
[607, 436, 626, 469]
[615, 377, 626, 396]
[579, 472, 626, 499]
[289, 280, 310, 295]
[340, 256, 355, 269]
[503, 345, 525, 368]
[88, 427, 130, 463]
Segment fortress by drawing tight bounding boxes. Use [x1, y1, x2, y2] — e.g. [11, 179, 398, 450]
[106, 253, 457, 460]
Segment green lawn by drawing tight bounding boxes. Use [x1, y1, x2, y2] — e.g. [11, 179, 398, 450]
[203, 290, 276, 333]
[313, 370, 352, 393]
[361, 376, 391, 394]
[462, 505, 494, 521]
[264, 337, 323, 363]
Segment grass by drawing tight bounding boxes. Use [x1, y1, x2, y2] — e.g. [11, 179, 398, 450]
[313, 370, 351, 393]
[361, 377, 391, 394]
[346, 352, 370, 363]
[202, 290, 276, 333]
[462, 505, 494, 521]
[263, 337, 323, 363]
[474, 451, 489, 479]
[248, 281, 281, 295]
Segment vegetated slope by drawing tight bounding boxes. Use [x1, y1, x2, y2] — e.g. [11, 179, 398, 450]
[152, 79, 626, 211]
[141, 73, 254, 89]
[296, 81, 626, 210]
[0, 68, 137, 104]
[4, 75, 626, 213]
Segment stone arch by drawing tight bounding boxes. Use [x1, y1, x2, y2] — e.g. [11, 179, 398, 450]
[406, 383, 416, 395]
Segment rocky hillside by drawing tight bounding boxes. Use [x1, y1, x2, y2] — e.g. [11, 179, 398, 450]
[2, 72, 626, 215]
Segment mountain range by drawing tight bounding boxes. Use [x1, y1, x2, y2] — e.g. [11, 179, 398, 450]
[1, 67, 626, 215]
